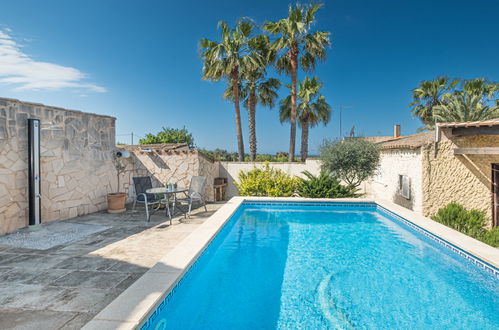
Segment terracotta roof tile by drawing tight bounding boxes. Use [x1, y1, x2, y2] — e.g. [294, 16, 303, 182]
[437, 118, 499, 128]
[377, 131, 435, 150]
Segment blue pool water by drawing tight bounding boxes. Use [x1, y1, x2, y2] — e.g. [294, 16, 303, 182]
[144, 202, 499, 329]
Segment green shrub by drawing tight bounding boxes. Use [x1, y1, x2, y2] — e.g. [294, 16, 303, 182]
[235, 164, 299, 197]
[482, 228, 499, 247]
[319, 139, 380, 188]
[297, 171, 356, 198]
[432, 202, 498, 247]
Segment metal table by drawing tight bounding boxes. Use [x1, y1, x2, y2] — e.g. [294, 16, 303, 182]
[146, 187, 188, 223]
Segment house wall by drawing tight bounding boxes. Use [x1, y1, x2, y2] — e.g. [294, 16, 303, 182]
[219, 159, 321, 198]
[0, 98, 116, 234]
[363, 149, 423, 212]
[122, 149, 218, 202]
[422, 131, 499, 225]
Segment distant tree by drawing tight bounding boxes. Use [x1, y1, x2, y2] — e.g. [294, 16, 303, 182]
[200, 19, 263, 161]
[410, 76, 459, 129]
[319, 139, 380, 188]
[411, 77, 499, 129]
[433, 94, 499, 123]
[280, 77, 331, 161]
[139, 127, 195, 148]
[264, 3, 330, 161]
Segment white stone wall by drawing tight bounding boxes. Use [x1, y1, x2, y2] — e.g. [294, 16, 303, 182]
[0, 98, 116, 234]
[219, 159, 321, 198]
[122, 150, 219, 202]
[363, 149, 423, 212]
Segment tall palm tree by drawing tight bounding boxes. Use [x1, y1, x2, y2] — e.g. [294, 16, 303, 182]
[224, 35, 281, 161]
[433, 94, 499, 123]
[410, 76, 459, 129]
[264, 3, 330, 161]
[200, 19, 262, 161]
[280, 77, 331, 161]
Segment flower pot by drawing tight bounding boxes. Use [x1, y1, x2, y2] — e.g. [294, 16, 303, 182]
[107, 192, 127, 213]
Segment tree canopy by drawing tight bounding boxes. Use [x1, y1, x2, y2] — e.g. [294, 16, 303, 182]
[139, 127, 195, 148]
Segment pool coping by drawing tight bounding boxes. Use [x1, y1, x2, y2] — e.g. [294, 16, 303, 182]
[82, 197, 499, 330]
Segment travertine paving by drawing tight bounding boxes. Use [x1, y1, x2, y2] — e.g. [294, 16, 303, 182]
[0, 203, 222, 330]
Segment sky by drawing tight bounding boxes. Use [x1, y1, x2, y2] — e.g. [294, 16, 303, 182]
[1, 0, 498, 154]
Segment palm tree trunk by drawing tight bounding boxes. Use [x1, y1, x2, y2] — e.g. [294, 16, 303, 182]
[232, 67, 245, 161]
[248, 88, 257, 161]
[289, 46, 298, 162]
[300, 116, 309, 162]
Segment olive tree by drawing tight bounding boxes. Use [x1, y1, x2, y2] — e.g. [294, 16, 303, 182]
[319, 139, 380, 188]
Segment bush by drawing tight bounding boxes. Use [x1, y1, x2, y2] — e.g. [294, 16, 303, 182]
[432, 202, 498, 247]
[139, 127, 195, 148]
[482, 228, 499, 247]
[297, 171, 356, 198]
[319, 139, 380, 188]
[235, 164, 299, 197]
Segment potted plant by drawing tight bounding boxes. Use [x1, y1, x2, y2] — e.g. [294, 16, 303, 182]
[107, 150, 129, 213]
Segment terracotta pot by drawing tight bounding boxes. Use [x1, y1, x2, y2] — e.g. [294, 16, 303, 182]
[107, 192, 127, 213]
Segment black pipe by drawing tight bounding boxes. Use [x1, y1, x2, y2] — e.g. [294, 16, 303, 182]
[28, 119, 41, 226]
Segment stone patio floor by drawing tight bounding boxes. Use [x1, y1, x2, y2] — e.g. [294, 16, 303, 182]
[0, 203, 223, 330]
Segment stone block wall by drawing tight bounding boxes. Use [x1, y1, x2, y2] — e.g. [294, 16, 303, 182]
[362, 149, 423, 212]
[0, 98, 116, 234]
[122, 148, 218, 202]
[422, 131, 499, 225]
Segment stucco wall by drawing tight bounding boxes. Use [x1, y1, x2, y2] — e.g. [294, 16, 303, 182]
[122, 149, 218, 202]
[422, 132, 499, 224]
[0, 98, 116, 234]
[219, 159, 321, 198]
[363, 149, 423, 212]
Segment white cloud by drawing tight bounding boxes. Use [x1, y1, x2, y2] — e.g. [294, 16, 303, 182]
[0, 29, 106, 92]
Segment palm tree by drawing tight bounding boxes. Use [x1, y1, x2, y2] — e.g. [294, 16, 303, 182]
[264, 3, 330, 161]
[433, 93, 499, 123]
[224, 35, 281, 161]
[200, 19, 262, 161]
[280, 77, 331, 161]
[410, 76, 459, 129]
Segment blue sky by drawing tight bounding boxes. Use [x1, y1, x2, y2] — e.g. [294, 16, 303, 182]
[1, 0, 498, 154]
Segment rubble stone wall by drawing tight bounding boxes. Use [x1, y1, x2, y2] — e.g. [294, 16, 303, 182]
[122, 149, 218, 202]
[0, 98, 116, 234]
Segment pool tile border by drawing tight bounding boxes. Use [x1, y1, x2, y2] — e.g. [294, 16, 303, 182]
[83, 197, 499, 330]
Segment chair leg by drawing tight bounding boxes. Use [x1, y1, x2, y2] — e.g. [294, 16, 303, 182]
[132, 199, 137, 211]
[187, 200, 192, 218]
[145, 203, 150, 222]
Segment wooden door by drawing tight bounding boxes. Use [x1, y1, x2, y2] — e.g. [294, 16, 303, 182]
[492, 164, 499, 227]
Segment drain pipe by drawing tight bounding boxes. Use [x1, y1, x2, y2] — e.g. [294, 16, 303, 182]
[28, 119, 41, 226]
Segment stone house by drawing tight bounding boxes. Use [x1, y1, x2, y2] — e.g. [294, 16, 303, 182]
[364, 120, 499, 227]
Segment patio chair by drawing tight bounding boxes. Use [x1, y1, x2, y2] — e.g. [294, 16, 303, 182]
[176, 176, 208, 218]
[132, 176, 163, 221]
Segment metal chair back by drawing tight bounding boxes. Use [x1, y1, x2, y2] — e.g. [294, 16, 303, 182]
[188, 176, 207, 200]
[133, 176, 155, 202]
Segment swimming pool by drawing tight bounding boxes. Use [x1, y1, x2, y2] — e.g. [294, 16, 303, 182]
[141, 201, 498, 329]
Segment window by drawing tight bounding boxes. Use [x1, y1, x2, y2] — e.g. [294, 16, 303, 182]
[398, 175, 411, 199]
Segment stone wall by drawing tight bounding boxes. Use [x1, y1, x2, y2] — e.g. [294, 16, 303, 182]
[0, 98, 116, 234]
[219, 159, 322, 198]
[122, 149, 218, 202]
[422, 131, 499, 225]
[363, 149, 423, 212]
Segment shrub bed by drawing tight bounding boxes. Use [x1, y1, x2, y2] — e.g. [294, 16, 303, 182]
[432, 202, 499, 247]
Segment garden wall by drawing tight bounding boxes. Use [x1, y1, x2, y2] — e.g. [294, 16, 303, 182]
[362, 149, 423, 212]
[422, 131, 499, 225]
[0, 98, 116, 234]
[219, 159, 321, 198]
[121, 147, 218, 202]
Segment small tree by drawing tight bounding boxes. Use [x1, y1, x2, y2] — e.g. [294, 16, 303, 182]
[112, 153, 127, 193]
[139, 127, 195, 148]
[319, 139, 380, 188]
